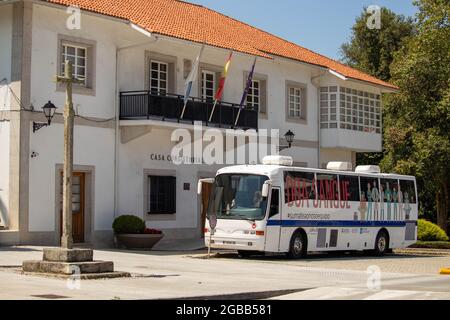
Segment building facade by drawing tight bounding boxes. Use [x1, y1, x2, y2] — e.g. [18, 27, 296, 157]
[0, 0, 396, 247]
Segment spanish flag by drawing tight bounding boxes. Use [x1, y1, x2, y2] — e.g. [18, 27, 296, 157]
[215, 51, 233, 101]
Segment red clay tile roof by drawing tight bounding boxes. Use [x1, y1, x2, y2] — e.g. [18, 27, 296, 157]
[43, 0, 398, 90]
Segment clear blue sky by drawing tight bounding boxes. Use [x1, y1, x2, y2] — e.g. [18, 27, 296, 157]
[188, 0, 418, 60]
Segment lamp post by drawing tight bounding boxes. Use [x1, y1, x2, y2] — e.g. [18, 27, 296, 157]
[32, 101, 57, 133]
[279, 130, 295, 152]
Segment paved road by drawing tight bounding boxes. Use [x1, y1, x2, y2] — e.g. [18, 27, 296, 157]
[0, 246, 449, 300]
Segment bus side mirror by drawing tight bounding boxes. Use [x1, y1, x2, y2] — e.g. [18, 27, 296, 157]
[198, 178, 215, 195]
[262, 180, 273, 198]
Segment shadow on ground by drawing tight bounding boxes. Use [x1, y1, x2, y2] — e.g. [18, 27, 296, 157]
[205, 251, 444, 262]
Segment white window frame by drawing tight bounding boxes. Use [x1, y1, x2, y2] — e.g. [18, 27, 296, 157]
[201, 70, 216, 101]
[339, 87, 381, 134]
[61, 43, 88, 86]
[149, 60, 168, 94]
[246, 79, 260, 110]
[288, 87, 303, 118]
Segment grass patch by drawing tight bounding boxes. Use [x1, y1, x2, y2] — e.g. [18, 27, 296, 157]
[410, 241, 450, 250]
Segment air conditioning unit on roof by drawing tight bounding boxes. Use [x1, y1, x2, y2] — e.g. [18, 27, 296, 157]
[262, 156, 293, 166]
[326, 162, 353, 171]
[355, 165, 381, 174]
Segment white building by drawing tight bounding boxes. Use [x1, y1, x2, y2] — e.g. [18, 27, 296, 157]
[0, 0, 397, 247]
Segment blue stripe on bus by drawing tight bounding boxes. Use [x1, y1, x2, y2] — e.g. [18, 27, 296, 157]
[266, 220, 408, 228]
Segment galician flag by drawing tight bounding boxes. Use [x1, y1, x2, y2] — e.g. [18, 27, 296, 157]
[181, 45, 204, 119]
[214, 51, 233, 101]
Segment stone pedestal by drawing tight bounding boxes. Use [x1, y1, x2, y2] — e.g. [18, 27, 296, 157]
[22, 248, 129, 279]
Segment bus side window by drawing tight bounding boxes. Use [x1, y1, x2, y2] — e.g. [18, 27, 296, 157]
[269, 189, 280, 218]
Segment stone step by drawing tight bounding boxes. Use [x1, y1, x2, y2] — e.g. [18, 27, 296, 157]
[23, 260, 114, 275]
[43, 248, 93, 262]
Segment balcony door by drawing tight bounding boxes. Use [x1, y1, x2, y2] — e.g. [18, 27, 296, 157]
[201, 70, 216, 101]
[149, 60, 168, 95]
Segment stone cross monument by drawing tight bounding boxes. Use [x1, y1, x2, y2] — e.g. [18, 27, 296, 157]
[56, 61, 84, 249]
[22, 61, 126, 279]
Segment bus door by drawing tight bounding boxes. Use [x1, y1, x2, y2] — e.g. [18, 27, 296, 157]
[265, 187, 281, 252]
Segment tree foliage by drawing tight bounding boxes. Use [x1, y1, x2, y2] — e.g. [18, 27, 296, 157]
[342, 0, 450, 233]
[382, 0, 450, 231]
[341, 7, 415, 81]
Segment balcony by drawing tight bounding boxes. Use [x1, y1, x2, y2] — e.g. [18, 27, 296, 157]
[119, 91, 258, 130]
[321, 128, 382, 152]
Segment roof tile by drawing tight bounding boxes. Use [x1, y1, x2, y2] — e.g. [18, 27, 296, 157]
[43, 0, 398, 89]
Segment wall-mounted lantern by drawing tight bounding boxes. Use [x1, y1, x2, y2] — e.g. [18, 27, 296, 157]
[33, 101, 57, 133]
[279, 130, 295, 152]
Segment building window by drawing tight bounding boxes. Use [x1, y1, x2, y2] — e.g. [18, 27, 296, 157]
[201, 70, 216, 101]
[320, 86, 381, 133]
[246, 80, 260, 110]
[288, 87, 303, 118]
[148, 176, 176, 214]
[150, 60, 168, 95]
[61, 43, 88, 86]
[339, 87, 381, 133]
[320, 86, 338, 129]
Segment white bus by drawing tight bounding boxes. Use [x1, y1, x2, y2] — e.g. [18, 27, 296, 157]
[198, 156, 418, 258]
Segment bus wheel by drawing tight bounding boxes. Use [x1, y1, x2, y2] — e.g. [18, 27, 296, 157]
[288, 231, 307, 259]
[374, 231, 389, 256]
[237, 250, 255, 258]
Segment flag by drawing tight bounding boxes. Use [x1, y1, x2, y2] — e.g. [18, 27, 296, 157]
[214, 51, 233, 101]
[181, 45, 204, 119]
[239, 57, 257, 108]
[235, 58, 257, 127]
[208, 51, 233, 122]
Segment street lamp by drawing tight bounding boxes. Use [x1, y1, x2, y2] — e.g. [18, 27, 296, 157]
[279, 130, 295, 152]
[33, 101, 57, 133]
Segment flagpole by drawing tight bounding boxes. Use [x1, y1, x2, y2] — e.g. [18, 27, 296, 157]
[209, 99, 218, 123]
[234, 108, 242, 127]
[180, 94, 190, 120]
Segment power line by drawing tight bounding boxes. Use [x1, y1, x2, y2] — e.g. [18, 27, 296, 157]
[4, 83, 116, 123]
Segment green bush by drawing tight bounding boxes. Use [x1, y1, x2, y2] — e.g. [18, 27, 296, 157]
[418, 219, 449, 242]
[112, 215, 145, 235]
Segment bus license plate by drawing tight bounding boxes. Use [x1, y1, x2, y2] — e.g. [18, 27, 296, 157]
[223, 241, 236, 245]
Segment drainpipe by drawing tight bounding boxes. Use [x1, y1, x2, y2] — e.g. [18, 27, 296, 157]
[311, 70, 327, 169]
[113, 25, 158, 219]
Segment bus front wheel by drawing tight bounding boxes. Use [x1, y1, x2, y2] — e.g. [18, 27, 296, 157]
[373, 231, 389, 256]
[288, 231, 307, 259]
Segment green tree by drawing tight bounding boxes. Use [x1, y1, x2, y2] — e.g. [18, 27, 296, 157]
[382, 0, 450, 232]
[341, 7, 415, 81]
[341, 6, 416, 167]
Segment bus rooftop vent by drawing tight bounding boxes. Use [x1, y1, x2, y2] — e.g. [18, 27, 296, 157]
[262, 156, 293, 166]
[355, 165, 381, 174]
[326, 162, 353, 171]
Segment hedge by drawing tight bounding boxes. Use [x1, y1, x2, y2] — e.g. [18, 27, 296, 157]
[112, 215, 146, 235]
[417, 219, 449, 242]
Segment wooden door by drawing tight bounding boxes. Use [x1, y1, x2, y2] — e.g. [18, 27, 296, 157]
[60, 172, 85, 243]
[201, 182, 214, 238]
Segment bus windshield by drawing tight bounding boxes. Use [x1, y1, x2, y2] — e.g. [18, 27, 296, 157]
[208, 174, 269, 221]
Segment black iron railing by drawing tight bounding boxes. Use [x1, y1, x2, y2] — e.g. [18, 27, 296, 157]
[119, 91, 258, 130]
